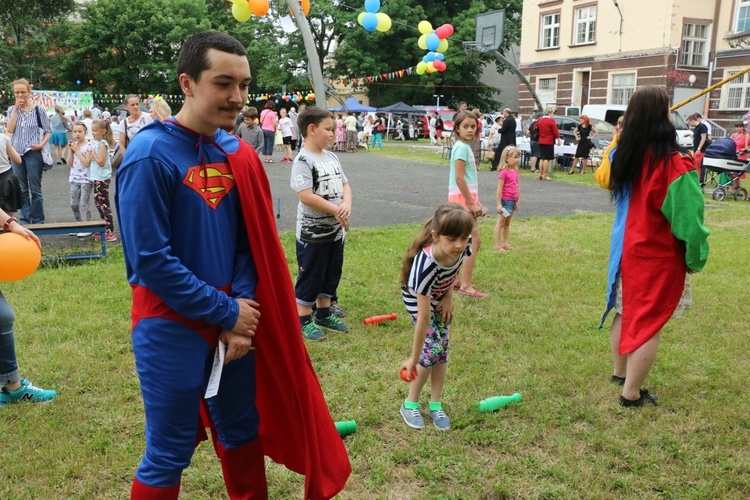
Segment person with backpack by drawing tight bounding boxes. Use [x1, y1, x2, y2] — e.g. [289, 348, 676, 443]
[6, 78, 51, 224]
[371, 113, 385, 150]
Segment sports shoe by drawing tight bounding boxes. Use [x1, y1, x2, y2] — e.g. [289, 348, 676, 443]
[93, 232, 102, 242]
[314, 314, 350, 333]
[77, 232, 92, 237]
[619, 389, 658, 407]
[105, 231, 118, 242]
[330, 301, 346, 318]
[610, 375, 626, 385]
[0, 378, 57, 406]
[429, 409, 451, 430]
[301, 320, 326, 341]
[400, 404, 424, 429]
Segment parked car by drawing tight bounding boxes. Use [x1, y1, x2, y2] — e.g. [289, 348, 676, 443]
[552, 115, 615, 149]
[581, 104, 692, 148]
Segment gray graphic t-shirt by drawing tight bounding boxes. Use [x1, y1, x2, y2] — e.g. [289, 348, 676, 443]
[290, 150, 348, 243]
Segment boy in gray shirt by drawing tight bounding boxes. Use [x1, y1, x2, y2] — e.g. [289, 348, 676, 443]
[290, 107, 352, 341]
[236, 108, 263, 153]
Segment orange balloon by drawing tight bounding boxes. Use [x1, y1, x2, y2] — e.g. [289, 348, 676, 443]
[0, 233, 41, 282]
[301, 0, 310, 15]
[248, 0, 269, 16]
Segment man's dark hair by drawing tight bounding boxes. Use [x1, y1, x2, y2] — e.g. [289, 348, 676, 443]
[177, 31, 247, 82]
[297, 106, 333, 138]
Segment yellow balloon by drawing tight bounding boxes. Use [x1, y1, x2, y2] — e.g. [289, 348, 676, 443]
[248, 0, 269, 16]
[418, 34, 428, 50]
[232, 1, 252, 21]
[358, 12, 366, 25]
[418, 21, 432, 35]
[437, 38, 449, 53]
[426, 61, 436, 73]
[416, 61, 427, 75]
[375, 13, 392, 32]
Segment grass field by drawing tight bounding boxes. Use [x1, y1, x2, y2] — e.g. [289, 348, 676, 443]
[2, 166, 749, 498]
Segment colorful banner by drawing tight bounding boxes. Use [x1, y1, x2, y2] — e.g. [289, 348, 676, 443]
[29, 90, 94, 114]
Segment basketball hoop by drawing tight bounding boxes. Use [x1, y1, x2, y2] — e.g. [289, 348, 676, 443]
[463, 41, 492, 56]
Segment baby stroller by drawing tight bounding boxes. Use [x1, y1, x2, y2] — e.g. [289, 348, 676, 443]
[702, 138, 749, 201]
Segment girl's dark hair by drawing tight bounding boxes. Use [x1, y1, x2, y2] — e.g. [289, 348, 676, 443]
[609, 86, 686, 200]
[264, 100, 275, 110]
[400, 203, 474, 285]
[452, 112, 478, 140]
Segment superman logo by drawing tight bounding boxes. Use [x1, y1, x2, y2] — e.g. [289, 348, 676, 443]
[183, 162, 236, 209]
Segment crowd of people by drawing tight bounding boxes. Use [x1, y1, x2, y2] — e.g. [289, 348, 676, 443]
[0, 26, 740, 497]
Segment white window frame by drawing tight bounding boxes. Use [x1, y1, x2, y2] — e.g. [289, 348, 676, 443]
[680, 23, 709, 67]
[736, 0, 750, 33]
[720, 68, 750, 110]
[574, 6, 597, 45]
[540, 12, 560, 49]
[537, 76, 558, 108]
[609, 72, 636, 106]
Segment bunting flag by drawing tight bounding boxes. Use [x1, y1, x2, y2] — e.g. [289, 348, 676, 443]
[328, 63, 424, 87]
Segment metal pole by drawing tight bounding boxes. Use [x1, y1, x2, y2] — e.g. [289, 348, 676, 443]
[491, 50, 544, 111]
[670, 65, 750, 112]
[286, 0, 327, 109]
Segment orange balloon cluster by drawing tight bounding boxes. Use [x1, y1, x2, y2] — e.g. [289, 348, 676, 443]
[0, 233, 41, 282]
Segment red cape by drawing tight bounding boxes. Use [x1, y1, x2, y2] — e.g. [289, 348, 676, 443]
[205, 140, 351, 499]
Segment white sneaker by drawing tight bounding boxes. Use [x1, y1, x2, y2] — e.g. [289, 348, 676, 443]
[77, 232, 92, 237]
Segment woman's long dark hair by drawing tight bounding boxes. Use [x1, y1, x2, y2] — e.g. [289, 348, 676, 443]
[609, 86, 686, 200]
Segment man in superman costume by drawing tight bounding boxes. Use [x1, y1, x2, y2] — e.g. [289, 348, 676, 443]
[115, 31, 350, 499]
[595, 86, 709, 408]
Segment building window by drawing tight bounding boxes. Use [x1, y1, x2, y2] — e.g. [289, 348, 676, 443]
[736, 0, 750, 33]
[680, 23, 709, 66]
[537, 77, 557, 108]
[611, 73, 636, 105]
[540, 12, 560, 49]
[722, 70, 750, 110]
[574, 6, 596, 45]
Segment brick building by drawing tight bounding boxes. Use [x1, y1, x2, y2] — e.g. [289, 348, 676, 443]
[518, 0, 750, 132]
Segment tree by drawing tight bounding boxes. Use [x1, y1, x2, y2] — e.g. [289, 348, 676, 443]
[0, 0, 76, 89]
[330, 0, 522, 109]
[58, 0, 211, 94]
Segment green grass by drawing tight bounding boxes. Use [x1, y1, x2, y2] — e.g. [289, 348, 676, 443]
[2, 199, 749, 498]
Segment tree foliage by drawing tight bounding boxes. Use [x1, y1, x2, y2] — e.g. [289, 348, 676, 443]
[1, 0, 522, 110]
[331, 0, 522, 109]
[0, 0, 76, 90]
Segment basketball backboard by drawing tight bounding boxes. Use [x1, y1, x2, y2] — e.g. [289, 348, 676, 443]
[474, 10, 505, 52]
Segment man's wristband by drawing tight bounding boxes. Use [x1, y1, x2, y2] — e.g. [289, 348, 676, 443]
[3, 217, 18, 232]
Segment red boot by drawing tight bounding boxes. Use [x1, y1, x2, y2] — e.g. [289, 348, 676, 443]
[220, 439, 268, 499]
[131, 478, 180, 499]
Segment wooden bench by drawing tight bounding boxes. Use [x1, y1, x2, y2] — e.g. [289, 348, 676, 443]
[25, 221, 108, 261]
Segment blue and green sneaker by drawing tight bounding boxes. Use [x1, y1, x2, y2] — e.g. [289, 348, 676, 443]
[314, 314, 350, 333]
[0, 378, 57, 407]
[301, 320, 326, 341]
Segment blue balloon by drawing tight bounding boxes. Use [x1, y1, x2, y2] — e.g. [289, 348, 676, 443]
[426, 33, 440, 51]
[76, 80, 81, 85]
[435, 53, 445, 61]
[362, 12, 378, 31]
[424, 52, 436, 62]
[364, 0, 380, 13]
